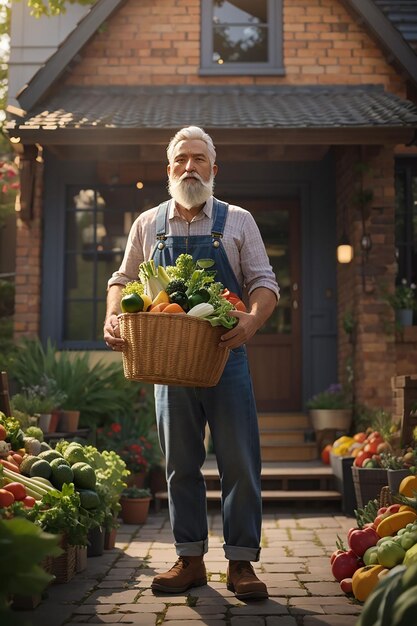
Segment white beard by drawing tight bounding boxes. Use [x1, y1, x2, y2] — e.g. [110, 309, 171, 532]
[168, 171, 214, 210]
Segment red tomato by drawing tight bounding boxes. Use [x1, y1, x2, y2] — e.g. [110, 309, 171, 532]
[348, 527, 379, 557]
[340, 578, 353, 594]
[233, 299, 247, 312]
[0, 488, 15, 507]
[331, 550, 360, 582]
[385, 504, 402, 515]
[364, 439, 384, 454]
[330, 549, 345, 564]
[22, 495, 36, 508]
[354, 450, 373, 467]
[321, 444, 332, 465]
[4, 482, 27, 501]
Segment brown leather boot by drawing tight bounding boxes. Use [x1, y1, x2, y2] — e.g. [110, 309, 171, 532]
[151, 556, 207, 593]
[227, 560, 268, 600]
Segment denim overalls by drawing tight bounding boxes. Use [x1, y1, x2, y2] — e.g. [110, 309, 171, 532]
[152, 198, 262, 561]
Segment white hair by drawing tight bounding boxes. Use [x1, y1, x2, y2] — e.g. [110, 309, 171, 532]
[166, 126, 216, 165]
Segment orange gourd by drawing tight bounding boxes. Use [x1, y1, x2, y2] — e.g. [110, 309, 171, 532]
[352, 565, 385, 602]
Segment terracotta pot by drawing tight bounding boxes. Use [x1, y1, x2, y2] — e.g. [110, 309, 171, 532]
[104, 527, 117, 550]
[49, 410, 60, 433]
[58, 409, 80, 432]
[126, 472, 146, 488]
[120, 497, 151, 524]
[76, 545, 87, 572]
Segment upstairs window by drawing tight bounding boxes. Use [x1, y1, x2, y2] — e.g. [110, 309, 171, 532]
[200, 0, 284, 75]
[395, 159, 417, 287]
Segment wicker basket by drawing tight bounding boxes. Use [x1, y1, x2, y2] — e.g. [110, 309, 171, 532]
[379, 485, 393, 508]
[42, 540, 77, 585]
[119, 312, 230, 387]
[351, 466, 388, 509]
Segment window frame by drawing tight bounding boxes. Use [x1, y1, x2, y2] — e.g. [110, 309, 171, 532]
[200, 0, 284, 76]
[395, 157, 417, 286]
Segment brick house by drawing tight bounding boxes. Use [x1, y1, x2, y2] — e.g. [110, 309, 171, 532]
[4, 0, 417, 417]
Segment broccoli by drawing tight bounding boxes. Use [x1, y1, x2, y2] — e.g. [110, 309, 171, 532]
[166, 279, 187, 295]
[166, 254, 196, 283]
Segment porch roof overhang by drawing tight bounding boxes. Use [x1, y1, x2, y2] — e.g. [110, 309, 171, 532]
[5, 85, 417, 147]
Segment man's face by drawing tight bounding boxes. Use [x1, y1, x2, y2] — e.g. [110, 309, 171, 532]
[167, 139, 217, 210]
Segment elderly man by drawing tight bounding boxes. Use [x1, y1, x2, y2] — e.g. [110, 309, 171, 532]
[104, 126, 279, 600]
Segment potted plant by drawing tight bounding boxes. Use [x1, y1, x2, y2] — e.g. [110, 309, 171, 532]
[11, 375, 67, 433]
[97, 419, 161, 489]
[0, 517, 62, 615]
[385, 279, 416, 327]
[120, 487, 152, 524]
[25, 483, 90, 583]
[380, 447, 416, 494]
[306, 383, 353, 432]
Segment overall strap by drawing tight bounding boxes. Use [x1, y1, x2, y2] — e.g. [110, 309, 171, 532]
[211, 198, 229, 239]
[155, 201, 170, 239]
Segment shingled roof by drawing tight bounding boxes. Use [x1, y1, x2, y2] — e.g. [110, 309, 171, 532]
[6, 85, 417, 133]
[10, 0, 417, 117]
[375, 0, 417, 51]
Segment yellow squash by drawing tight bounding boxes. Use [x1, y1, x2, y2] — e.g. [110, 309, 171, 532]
[376, 510, 417, 537]
[399, 475, 417, 498]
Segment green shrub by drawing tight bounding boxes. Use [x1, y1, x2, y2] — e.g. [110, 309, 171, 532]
[9, 338, 154, 429]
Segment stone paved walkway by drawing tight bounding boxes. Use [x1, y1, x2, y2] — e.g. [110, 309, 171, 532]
[28, 506, 361, 626]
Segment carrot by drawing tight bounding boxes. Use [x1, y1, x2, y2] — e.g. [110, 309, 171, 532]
[7, 455, 20, 468]
[0, 458, 21, 473]
[12, 454, 24, 466]
[149, 303, 170, 312]
[163, 303, 186, 314]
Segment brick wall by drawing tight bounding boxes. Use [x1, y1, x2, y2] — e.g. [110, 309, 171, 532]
[336, 145, 398, 412]
[64, 0, 404, 94]
[14, 158, 43, 337]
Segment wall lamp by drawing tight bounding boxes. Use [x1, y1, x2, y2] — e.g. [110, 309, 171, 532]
[337, 232, 354, 264]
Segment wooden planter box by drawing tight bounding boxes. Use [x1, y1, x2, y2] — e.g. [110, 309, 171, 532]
[330, 453, 357, 516]
[351, 466, 388, 509]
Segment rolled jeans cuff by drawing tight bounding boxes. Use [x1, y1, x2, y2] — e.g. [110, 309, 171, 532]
[223, 544, 261, 562]
[175, 538, 208, 556]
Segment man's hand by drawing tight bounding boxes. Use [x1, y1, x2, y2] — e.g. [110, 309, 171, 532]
[219, 311, 258, 349]
[103, 314, 125, 351]
[104, 285, 125, 351]
[219, 287, 277, 350]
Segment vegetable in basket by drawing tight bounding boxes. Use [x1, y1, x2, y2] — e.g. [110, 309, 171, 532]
[129, 254, 240, 329]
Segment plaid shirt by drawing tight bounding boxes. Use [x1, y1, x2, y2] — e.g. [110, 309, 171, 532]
[108, 196, 280, 300]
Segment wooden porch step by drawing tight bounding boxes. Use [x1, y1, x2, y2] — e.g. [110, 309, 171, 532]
[258, 413, 311, 430]
[203, 464, 334, 481]
[260, 429, 307, 444]
[203, 463, 335, 491]
[261, 442, 318, 462]
[153, 489, 341, 512]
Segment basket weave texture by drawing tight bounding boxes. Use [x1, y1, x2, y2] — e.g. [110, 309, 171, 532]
[43, 538, 76, 584]
[119, 312, 230, 387]
[351, 466, 388, 509]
